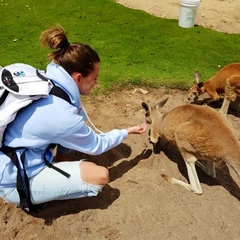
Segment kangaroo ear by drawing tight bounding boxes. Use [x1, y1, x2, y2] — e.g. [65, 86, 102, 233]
[156, 97, 169, 109]
[142, 102, 149, 111]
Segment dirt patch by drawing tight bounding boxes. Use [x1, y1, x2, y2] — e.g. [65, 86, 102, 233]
[1, 87, 240, 240]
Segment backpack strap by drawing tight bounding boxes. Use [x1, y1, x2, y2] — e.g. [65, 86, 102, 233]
[1, 146, 45, 213]
[1, 146, 29, 208]
[50, 86, 71, 104]
[0, 90, 9, 106]
[36, 69, 71, 104]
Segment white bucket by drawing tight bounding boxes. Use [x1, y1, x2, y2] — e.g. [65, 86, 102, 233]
[178, 0, 200, 28]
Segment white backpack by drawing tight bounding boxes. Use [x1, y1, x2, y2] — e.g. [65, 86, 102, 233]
[0, 63, 53, 148]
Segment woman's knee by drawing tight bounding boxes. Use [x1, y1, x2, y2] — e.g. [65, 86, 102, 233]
[80, 161, 109, 185]
[98, 166, 109, 185]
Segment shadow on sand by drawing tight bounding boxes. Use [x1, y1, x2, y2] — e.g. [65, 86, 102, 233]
[30, 143, 152, 225]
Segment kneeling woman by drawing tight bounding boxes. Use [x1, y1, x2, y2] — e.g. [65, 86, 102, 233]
[0, 25, 147, 212]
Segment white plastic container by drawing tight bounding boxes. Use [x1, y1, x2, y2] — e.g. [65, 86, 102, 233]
[178, 0, 200, 28]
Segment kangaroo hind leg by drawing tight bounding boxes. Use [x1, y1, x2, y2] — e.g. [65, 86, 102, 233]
[161, 154, 202, 194]
[162, 123, 203, 194]
[184, 156, 203, 194]
[175, 123, 203, 194]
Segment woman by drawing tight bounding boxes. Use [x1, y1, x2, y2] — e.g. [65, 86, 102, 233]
[0, 25, 147, 211]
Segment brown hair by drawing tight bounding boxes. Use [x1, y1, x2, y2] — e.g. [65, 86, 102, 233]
[40, 24, 100, 77]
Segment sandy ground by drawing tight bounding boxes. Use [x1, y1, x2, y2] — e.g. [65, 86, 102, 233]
[116, 0, 240, 34]
[1, 1, 240, 240]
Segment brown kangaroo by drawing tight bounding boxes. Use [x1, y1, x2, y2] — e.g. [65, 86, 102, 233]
[188, 63, 240, 105]
[142, 98, 240, 194]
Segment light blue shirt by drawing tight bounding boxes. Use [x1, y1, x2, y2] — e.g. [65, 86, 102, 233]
[0, 62, 128, 187]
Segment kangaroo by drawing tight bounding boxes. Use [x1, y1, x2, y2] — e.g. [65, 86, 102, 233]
[188, 63, 240, 105]
[220, 75, 240, 115]
[142, 98, 240, 194]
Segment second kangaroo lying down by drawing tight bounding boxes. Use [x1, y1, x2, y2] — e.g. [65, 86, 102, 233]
[142, 98, 240, 195]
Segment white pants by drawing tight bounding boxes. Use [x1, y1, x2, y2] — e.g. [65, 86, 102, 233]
[0, 160, 103, 205]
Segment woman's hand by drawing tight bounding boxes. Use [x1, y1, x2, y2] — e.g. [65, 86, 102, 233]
[127, 123, 147, 134]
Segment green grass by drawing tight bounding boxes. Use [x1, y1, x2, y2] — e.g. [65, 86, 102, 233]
[1, 0, 240, 93]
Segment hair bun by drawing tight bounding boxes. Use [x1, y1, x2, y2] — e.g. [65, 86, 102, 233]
[58, 40, 70, 49]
